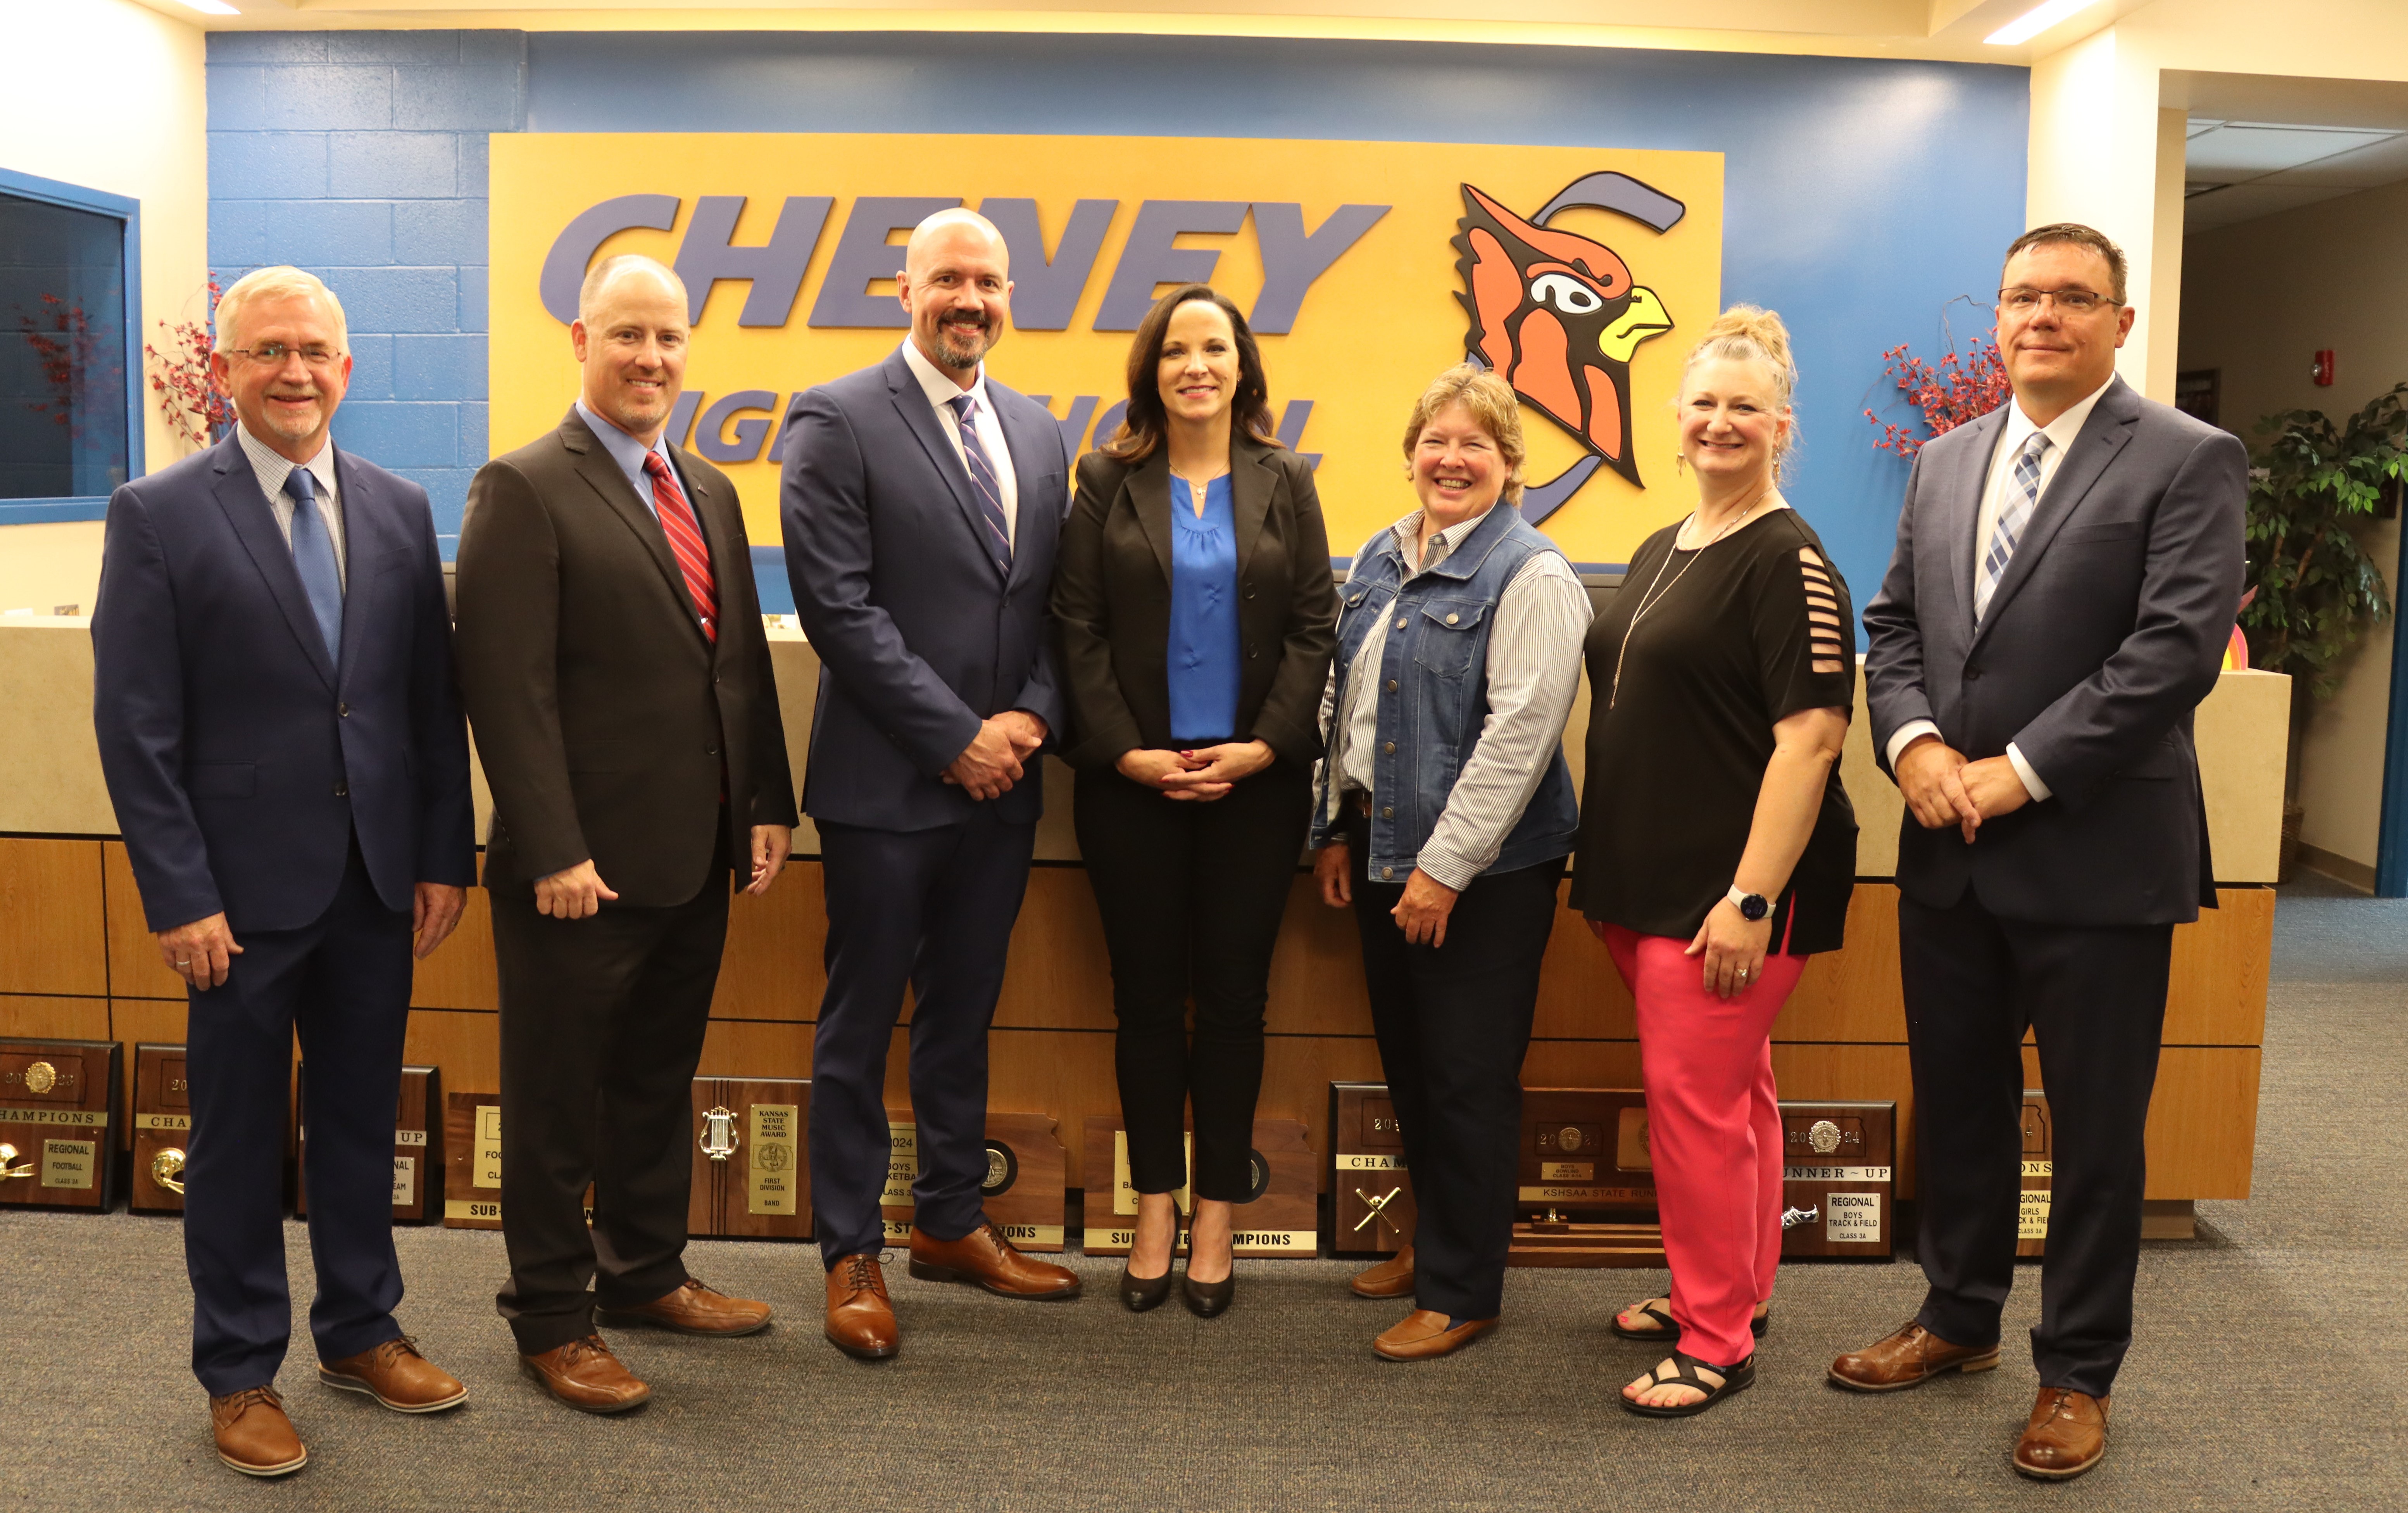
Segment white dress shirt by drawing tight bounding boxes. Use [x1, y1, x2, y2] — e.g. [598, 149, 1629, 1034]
[1885, 375, 2115, 802]
[237, 423, 346, 589]
[900, 337, 1018, 548]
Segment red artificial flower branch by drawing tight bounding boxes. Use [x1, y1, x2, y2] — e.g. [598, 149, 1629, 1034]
[1865, 306, 2010, 458]
[145, 275, 234, 451]
[14, 294, 120, 440]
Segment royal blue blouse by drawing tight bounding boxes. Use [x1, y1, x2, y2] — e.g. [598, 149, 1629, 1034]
[1167, 472, 1242, 744]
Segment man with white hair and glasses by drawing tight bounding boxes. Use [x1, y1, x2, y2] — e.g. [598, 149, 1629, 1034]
[93, 265, 477, 1478]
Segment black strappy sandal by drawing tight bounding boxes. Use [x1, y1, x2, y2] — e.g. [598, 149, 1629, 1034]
[1621, 1350, 1756, 1418]
[1609, 1301, 1771, 1342]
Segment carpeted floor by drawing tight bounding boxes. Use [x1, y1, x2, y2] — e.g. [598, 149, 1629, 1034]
[7, 882, 2403, 1511]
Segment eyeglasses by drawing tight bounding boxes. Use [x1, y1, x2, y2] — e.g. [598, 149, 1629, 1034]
[223, 342, 345, 369]
[1997, 287, 2121, 315]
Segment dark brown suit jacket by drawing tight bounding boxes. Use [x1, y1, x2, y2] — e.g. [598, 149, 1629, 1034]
[455, 407, 797, 906]
[1052, 433, 1338, 771]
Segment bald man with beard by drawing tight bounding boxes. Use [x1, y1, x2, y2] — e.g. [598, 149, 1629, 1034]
[782, 210, 1080, 1360]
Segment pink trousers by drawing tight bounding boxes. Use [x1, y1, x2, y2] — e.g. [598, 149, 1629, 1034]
[1602, 924, 1805, 1368]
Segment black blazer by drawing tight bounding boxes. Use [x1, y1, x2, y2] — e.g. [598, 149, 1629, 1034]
[455, 408, 798, 906]
[1052, 433, 1338, 771]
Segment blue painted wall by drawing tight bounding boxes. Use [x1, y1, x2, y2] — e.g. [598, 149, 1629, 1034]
[210, 29, 2028, 612]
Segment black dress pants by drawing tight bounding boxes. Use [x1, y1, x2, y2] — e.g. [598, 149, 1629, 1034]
[1075, 759, 1313, 1201]
[1900, 888, 2173, 1398]
[492, 851, 731, 1355]
[184, 837, 413, 1394]
[1350, 816, 1565, 1321]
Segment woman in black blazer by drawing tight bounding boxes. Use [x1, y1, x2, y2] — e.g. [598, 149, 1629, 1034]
[1053, 283, 1338, 1318]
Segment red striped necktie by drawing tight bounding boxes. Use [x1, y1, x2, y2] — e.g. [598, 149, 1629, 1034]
[642, 451, 718, 642]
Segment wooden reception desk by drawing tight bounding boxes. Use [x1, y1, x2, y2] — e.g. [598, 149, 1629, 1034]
[0, 615, 2286, 1213]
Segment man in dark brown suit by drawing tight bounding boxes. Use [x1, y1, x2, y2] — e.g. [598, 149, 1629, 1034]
[454, 254, 797, 1414]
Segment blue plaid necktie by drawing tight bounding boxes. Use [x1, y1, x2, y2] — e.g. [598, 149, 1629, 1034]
[948, 393, 1013, 576]
[1976, 432, 2050, 625]
[285, 466, 343, 663]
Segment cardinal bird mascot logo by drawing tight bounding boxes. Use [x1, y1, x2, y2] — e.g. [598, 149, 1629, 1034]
[1454, 171, 1686, 523]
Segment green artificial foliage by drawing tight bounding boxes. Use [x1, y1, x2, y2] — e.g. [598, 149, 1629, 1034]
[2242, 382, 2407, 701]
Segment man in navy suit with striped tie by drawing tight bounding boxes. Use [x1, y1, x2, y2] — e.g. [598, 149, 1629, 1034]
[93, 266, 476, 1477]
[783, 209, 1080, 1361]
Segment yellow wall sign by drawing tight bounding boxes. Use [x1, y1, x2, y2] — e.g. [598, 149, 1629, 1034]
[489, 134, 1723, 565]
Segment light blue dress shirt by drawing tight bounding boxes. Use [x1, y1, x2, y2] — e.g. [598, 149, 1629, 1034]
[577, 399, 692, 516]
[1167, 473, 1242, 744]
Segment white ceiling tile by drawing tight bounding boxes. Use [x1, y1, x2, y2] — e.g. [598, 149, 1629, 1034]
[2187, 123, 2401, 178]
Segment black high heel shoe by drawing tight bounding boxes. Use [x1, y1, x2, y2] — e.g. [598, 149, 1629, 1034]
[1181, 1226, 1235, 1319]
[1120, 1206, 1182, 1313]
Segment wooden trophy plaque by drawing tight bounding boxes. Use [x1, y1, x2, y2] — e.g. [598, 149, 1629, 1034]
[442, 1090, 504, 1229]
[881, 1110, 1068, 1251]
[1080, 1116, 1316, 1257]
[687, 1077, 812, 1240]
[0, 1038, 121, 1212]
[131, 1043, 192, 1214]
[1508, 1089, 1665, 1268]
[296, 1066, 440, 1223]
[2019, 1090, 2052, 1259]
[1776, 1100, 1896, 1259]
[1328, 1081, 1415, 1258]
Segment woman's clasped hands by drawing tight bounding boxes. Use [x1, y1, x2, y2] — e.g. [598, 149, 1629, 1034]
[1116, 739, 1275, 802]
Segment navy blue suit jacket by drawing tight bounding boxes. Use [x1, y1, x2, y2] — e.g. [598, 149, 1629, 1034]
[92, 434, 476, 934]
[781, 347, 1069, 831]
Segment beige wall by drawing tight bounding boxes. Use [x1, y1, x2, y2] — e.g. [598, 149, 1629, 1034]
[0, 0, 210, 610]
[2180, 175, 2408, 871]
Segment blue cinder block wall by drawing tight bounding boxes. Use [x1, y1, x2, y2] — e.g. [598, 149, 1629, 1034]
[207, 31, 523, 548]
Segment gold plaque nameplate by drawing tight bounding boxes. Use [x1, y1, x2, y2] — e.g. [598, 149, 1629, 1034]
[397, 1130, 427, 1148]
[996, 1223, 1064, 1247]
[1517, 1184, 1654, 1204]
[1539, 1161, 1594, 1181]
[1228, 1228, 1313, 1254]
[1337, 1153, 1405, 1171]
[40, 1139, 97, 1189]
[445, 1197, 502, 1222]
[882, 1121, 918, 1207]
[392, 1156, 416, 1207]
[0, 1106, 107, 1127]
[2017, 1188, 2051, 1240]
[1825, 1190, 1882, 1243]
[748, 1103, 801, 1216]
[1782, 1164, 1893, 1182]
[2022, 1160, 2053, 1176]
[881, 1217, 911, 1241]
[475, 1105, 502, 1188]
[137, 1112, 192, 1132]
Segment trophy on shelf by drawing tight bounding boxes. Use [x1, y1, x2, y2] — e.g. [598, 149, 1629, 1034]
[1509, 1089, 1665, 1267]
[1776, 1100, 1896, 1259]
[687, 1077, 812, 1240]
[2019, 1090, 2052, 1259]
[131, 1043, 192, 1214]
[882, 1111, 1069, 1251]
[1080, 1117, 1316, 1257]
[0, 1038, 122, 1213]
[1328, 1081, 1415, 1258]
[297, 1066, 442, 1223]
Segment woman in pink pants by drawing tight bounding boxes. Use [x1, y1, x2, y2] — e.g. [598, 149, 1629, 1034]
[1571, 306, 1858, 1416]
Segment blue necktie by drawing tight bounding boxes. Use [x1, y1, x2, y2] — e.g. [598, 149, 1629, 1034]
[947, 394, 1013, 576]
[285, 466, 344, 664]
[1976, 432, 2050, 625]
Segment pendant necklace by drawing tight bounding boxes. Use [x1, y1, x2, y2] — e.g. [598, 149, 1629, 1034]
[1607, 487, 1774, 710]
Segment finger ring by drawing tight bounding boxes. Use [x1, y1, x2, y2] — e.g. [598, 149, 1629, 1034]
[174, 959, 190, 967]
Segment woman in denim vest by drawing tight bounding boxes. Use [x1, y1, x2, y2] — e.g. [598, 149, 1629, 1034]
[1311, 364, 1591, 1361]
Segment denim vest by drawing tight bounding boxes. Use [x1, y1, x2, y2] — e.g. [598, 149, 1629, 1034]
[1313, 502, 1580, 883]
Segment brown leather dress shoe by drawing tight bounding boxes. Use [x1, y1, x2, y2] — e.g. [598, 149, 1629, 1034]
[1828, 1319, 2001, 1391]
[826, 1252, 900, 1360]
[210, 1386, 307, 1477]
[1373, 1309, 1497, 1361]
[519, 1335, 650, 1414]
[2014, 1387, 2110, 1480]
[909, 1222, 1082, 1299]
[595, 1276, 773, 1336]
[1350, 1245, 1415, 1299]
[318, 1335, 467, 1412]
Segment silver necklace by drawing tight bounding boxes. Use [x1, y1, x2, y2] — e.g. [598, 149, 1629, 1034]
[1607, 490, 1772, 710]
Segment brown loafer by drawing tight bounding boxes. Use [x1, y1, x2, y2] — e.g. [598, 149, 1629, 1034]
[1350, 1245, 1415, 1299]
[2015, 1387, 2110, 1480]
[826, 1252, 900, 1360]
[318, 1335, 467, 1412]
[519, 1334, 650, 1414]
[1373, 1308, 1497, 1361]
[908, 1222, 1081, 1299]
[595, 1276, 772, 1337]
[210, 1385, 307, 1477]
[1828, 1319, 2001, 1391]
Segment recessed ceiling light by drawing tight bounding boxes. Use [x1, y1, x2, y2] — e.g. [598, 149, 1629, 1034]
[175, 0, 241, 12]
[1985, 0, 2106, 45]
